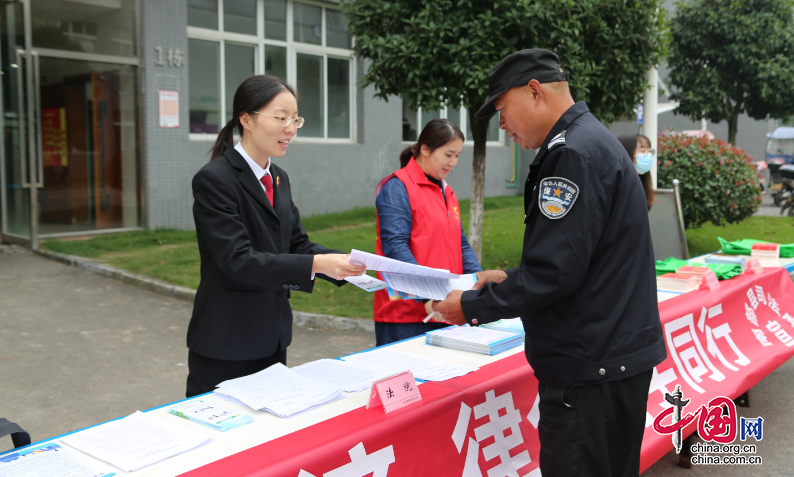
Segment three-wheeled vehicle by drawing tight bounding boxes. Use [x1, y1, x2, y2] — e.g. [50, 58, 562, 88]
[766, 127, 794, 205]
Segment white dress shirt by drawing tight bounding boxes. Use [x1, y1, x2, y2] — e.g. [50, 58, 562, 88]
[235, 142, 271, 194]
[235, 142, 316, 280]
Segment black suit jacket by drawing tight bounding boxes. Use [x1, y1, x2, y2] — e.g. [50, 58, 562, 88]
[187, 145, 342, 361]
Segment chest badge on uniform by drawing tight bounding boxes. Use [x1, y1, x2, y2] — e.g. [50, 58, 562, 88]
[539, 177, 579, 219]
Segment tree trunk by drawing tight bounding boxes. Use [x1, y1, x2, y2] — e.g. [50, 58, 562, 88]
[468, 109, 490, 264]
[727, 109, 739, 145]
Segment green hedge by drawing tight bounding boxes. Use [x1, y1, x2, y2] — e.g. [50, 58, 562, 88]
[657, 134, 761, 228]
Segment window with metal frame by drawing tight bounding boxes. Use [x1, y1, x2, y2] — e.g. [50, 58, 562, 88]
[187, 0, 355, 142]
[402, 103, 504, 145]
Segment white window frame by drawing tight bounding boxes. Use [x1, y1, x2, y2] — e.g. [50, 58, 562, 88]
[187, 0, 356, 143]
[402, 104, 505, 146]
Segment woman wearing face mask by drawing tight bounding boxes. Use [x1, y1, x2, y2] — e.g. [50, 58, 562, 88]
[374, 119, 482, 346]
[618, 133, 656, 211]
[186, 76, 366, 397]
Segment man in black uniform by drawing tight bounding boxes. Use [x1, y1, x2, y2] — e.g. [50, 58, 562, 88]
[434, 49, 666, 476]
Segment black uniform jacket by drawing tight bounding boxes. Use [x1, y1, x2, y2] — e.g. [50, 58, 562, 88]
[461, 102, 666, 388]
[188, 145, 342, 361]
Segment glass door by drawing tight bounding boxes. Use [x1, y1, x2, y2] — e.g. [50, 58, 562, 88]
[0, 1, 39, 247]
[36, 58, 139, 234]
[1, 0, 140, 246]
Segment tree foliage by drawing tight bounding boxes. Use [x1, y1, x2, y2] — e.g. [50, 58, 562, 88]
[657, 134, 761, 228]
[342, 0, 666, 258]
[668, 0, 794, 145]
[343, 0, 665, 122]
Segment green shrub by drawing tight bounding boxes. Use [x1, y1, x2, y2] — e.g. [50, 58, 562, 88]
[657, 134, 761, 228]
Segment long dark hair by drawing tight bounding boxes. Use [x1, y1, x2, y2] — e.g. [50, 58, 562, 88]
[617, 133, 656, 211]
[399, 118, 465, 168]
[210, 75, 296, 160]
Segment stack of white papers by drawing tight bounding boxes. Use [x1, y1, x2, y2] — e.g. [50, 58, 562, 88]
[380, 273, 477, 301]
[215, 363, 343, 418]
[349, 249, 476, 300]
[341, 348, 478, 381]
[292, 359, 397, 393]
[349, 249, 459, 278]
[60, 411, 212, 472]
[425, 325, 524, 355]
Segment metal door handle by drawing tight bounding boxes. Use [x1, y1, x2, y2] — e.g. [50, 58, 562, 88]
[15, 49, 27, 188]
[31, 51, 43, 188]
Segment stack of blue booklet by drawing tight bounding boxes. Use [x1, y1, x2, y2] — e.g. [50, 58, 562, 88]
[425, 324, 524, 355]
[481, 318, 524, 335]
[169, 400, 254, 432]
[704, 255, 746, 271]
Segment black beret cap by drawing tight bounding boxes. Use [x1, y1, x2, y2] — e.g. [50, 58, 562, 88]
[474, 49, 569, 119]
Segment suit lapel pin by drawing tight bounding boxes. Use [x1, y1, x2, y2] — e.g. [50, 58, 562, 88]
[276, 176, 280, 187]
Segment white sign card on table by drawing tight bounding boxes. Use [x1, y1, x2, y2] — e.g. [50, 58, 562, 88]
[745, 258, 764, 275]
[366, 371, 421, 414]
[699, 270, 721, 291]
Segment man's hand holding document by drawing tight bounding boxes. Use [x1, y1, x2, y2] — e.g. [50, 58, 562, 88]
[347, 249, 477, 301]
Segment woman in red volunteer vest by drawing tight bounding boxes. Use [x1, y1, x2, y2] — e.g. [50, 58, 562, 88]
[374, 119, 482, 345]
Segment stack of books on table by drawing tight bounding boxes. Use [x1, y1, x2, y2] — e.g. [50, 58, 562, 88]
[657, 273, 700, 293]
[425, 325, 524, 355]
[675, 265, 712, 279]
[169, 400, 254, 432]
[215, 363, 343, 418]
[751, 243, 780, 259]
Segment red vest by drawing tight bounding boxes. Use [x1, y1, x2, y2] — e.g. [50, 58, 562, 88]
[374, 158, 463, 323]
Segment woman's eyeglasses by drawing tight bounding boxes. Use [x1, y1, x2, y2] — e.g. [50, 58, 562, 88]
[254, 112, 305, 129]
[637, 148, 656, 155]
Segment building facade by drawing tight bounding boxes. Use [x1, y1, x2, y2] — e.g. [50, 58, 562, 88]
[0, 0, 522, 248]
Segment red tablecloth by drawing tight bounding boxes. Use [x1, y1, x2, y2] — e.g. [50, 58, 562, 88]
[182, 268, 794, 477]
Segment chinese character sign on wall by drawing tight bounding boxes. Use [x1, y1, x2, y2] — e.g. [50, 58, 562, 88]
[42, 108, 68, 167]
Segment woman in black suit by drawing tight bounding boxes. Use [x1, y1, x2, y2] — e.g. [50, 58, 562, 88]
[186, 76, 365, 397]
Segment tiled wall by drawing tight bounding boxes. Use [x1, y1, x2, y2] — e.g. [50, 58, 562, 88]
[140, 2, 520, 230]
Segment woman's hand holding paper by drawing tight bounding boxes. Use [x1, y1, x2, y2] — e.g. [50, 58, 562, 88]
[312, 254, 367, 280]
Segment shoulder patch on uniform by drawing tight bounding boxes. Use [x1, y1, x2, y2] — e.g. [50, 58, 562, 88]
[538, 176, 579, 219]
[547, 129, 567, 150]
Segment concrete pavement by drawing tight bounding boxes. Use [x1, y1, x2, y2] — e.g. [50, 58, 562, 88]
[756, 190, 793, 217]
[1, 248, 793, 475]
[0, 249, 374, 447]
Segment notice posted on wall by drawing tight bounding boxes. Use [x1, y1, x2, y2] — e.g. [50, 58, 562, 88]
[159, 90, 179, 128]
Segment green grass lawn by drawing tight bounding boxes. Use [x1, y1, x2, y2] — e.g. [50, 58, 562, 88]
[42, 196, 526, 318]
[42, 198, 793, 318]
[685, 216, 794, 257]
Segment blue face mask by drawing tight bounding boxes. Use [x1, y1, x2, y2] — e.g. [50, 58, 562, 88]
[635, 152, 653, 175]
